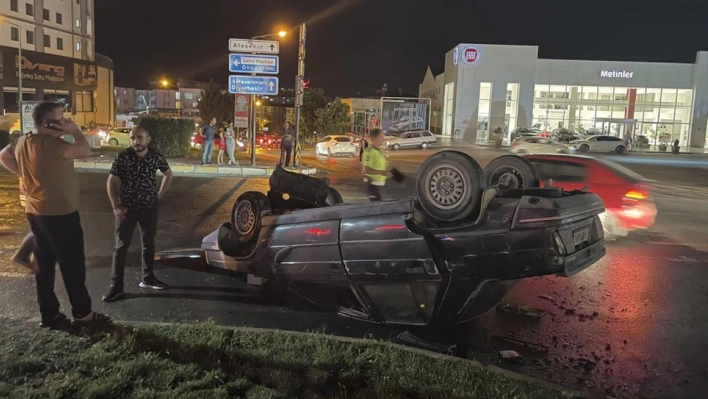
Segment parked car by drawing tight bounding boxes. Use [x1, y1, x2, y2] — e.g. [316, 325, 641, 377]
[385, 130, 437, 150]
[315, 135, 357, 157]
[100, 127, 131, 146]
[510, 137, 572, 154]
[523, 154, 657, 239]
[256, 133, 281, 150]
[191, 132, 223, 150]
[550, 128, 584, 143]
[200, 152, 606, 326]
[509, 127, 543, 141]
[569, 135, 627, 154]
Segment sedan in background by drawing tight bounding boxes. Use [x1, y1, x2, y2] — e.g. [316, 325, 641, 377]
[569, 135, 627, 154]
[523, 154, 657, 239]
[101, 127, 132, 146]
[510, 137, 572, 154]
[385, 130, 437, 150]
[315, 135, 357, 157]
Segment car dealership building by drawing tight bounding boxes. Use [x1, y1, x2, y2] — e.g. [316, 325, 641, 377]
[419, 44, 708, 149]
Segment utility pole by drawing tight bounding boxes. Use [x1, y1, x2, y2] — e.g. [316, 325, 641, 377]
[294, 23, 306, 167]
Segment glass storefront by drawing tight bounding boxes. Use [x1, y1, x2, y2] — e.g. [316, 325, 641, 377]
[532, 85, 693, 147]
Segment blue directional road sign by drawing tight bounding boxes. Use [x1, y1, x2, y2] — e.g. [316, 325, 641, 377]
[229, 75, 279, 95]
[229, 54, 279, 75]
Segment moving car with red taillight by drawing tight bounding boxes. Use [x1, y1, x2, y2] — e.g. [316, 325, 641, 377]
[256, 133, 281, 149]
[523, 154, 657, 239]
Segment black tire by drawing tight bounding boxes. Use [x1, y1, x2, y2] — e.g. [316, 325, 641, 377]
[579, 144, 589, 152]
[109, 138, 119, 146]
[326, 187, 344, 206]
[483, 155, 541, 190]
[615, 145, 625, 154]
[231, 191, 270, 244]
[415, 151, 484, 223]
[392, 143, 400, 150]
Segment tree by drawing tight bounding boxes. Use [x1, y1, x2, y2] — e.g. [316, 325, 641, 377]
[314, 99, 351, 136]
[197, 80, 234, 124]
[300, 88, 328, 138]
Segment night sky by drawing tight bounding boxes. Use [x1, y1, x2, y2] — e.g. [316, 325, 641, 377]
[96, 0, 708, 97]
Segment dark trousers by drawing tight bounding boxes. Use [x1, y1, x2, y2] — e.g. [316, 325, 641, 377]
[111, 205, 159, 288]
[366, 183, 383, 202]
[27, 212, 92, 321]
[280, 145, 292, 166]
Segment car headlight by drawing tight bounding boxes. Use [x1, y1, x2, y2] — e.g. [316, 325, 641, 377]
[98, 130, 107, 138]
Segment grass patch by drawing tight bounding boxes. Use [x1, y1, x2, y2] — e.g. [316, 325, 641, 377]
[0, 318, 583, 399]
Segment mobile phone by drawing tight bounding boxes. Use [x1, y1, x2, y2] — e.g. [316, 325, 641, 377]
[44, 121, 64, 132]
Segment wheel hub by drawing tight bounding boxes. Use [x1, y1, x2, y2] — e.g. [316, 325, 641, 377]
[235, 202, 255, 235]
[493, 168, 523, 190]
[426, 165, 466, 209]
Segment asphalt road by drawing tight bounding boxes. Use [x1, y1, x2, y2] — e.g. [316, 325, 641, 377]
[0, 147, 707, 399]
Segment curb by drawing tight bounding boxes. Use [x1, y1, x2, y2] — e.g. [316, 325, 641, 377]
[73, 161, 318, 177]
[107, 319, 580, 396]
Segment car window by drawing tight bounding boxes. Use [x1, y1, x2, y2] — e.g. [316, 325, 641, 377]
[334, 137, 351, 143]
[422, 131, 432, 137]
[320, 136, 331, 142]
[596, 159, 645, 183]
[409, 132, 421, 138]
[530, 160, 587, 182]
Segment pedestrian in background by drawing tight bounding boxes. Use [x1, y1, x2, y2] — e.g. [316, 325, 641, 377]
[103, 126, 173, 302]
[280, 121, 294, 167]
[217, 126, 226, 165]
[224, 121, 238, 165]
[199, 117, 217, 165]
[0, 101, 107, 327]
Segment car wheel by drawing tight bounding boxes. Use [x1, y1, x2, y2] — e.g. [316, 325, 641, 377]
[416, 151, 484, 223]
[579, 144, 589, 152]
[108, 138, 119, 146]
[231, 191, 270, 244]
[483, 155, 541, 190]
[392, 143, 400, 150]
[326, 187, 344, 206]
[421, 142, 429, 149]
[194, 143, 202, 150]
[615, 145, 626, 154]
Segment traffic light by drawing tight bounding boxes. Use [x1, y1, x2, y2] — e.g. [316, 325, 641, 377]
[303, 79, 310, 90]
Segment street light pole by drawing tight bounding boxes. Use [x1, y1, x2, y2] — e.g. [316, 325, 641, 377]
[294, 23, 306, 167]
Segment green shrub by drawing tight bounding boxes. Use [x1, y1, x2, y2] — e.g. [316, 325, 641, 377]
[137, 116, 195, 158]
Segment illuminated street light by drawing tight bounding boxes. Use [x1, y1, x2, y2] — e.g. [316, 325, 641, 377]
[278, 30, 287, 37]
[159, 78, 181, 117]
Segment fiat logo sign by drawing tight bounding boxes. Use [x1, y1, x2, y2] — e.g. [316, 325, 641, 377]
[462, 46, 481, 65]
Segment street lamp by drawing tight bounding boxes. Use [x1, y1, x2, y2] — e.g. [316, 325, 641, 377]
[2, 19, 24, 135]
[160, 78, 181, 117]
[246, 30, 286, 166]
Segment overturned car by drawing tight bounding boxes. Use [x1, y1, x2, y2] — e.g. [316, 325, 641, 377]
[201, 151, 606, 326]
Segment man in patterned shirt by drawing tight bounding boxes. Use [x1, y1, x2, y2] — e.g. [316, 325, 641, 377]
[102, 126, 174, 302]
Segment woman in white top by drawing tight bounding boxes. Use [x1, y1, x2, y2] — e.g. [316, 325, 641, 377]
[224, 122, 238, 165]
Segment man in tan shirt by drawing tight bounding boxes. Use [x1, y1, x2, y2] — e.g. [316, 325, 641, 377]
[0, 102, 108, 327]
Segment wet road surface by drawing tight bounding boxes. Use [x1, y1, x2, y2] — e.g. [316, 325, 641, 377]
[0, 148, 706, 399]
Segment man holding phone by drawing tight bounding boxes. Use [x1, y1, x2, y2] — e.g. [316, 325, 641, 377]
[0, 101, 107, 327]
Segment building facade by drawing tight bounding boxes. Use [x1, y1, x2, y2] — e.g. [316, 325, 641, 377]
[1, 0, 114, 129]
[419, 44, 708, 149]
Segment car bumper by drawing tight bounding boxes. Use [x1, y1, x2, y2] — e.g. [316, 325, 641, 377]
[615, 203, 658, 231]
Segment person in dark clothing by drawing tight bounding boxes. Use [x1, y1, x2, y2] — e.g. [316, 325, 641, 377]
[102, 127, 174, 302]
[358, 132, 369, 162]
[0, 101, 108, 327]
[280, 122, 294, 167]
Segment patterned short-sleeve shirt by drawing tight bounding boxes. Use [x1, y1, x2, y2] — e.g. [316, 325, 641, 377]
[109, 148, 170, 210]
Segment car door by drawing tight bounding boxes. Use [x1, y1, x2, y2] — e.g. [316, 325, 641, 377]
[407, 131, 422, 147]
[586, 136, 600, 151]
[318, 136, 331, 153]
[421, 130, 436, 144]
[527, 157, 589, 192]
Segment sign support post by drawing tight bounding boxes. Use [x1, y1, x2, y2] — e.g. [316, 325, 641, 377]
[294, 23, 306, 167]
